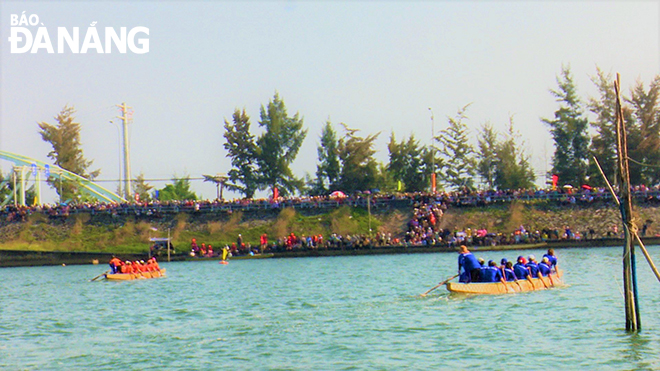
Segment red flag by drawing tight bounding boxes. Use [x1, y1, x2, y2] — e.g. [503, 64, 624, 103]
[273, 187, 279, 200]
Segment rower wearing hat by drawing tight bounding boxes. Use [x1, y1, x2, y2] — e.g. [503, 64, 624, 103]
[543, 248, 558, 272]
[513, 256, 530, 280]
[526, 255, 540, 277]
[538, 257, 552, 277]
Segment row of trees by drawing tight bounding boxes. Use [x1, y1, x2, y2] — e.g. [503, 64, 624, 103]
[224, 94, 536, 197]
[545, 66, 660, 187]
[25, 66, 660, 203]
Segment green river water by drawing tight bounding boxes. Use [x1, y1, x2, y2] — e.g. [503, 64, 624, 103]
[2, 246, 660, 370]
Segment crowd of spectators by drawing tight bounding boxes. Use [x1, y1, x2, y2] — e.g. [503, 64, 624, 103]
[5, 185, 660, 255]
[5, 184, 660, 222]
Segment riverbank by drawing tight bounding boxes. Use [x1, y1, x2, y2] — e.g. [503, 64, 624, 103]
[2, 200, 660, 266]
[4, 237, 659, 268]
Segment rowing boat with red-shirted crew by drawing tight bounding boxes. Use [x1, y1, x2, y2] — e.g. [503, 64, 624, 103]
[95, 256, 165, 281]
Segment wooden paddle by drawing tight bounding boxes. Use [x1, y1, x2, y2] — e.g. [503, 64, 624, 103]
[513, 278, 524, 291]
[547, 272, 555, 286]
[500, 280, 513, 293]
[420, 274, 459, 297]
[90, 270, 110, 282]
[537, 272, 549, 289]
[526, 275, 536, 289]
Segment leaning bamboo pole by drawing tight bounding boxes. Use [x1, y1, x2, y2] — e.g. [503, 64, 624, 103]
[593, 156, 660, 284]
[614, 73, 640, 331]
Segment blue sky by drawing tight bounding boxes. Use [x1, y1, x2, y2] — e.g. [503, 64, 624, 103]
[1, 1, 658, 202]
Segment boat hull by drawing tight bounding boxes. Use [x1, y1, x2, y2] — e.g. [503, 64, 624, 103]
[105, 269, 166, 281]
[446, 271, 562, 294]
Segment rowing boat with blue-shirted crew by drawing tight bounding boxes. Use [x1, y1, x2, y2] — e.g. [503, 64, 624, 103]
[446, 270, 562, 294]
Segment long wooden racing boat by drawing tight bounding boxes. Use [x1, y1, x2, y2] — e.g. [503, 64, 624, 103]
[446, 270, 562, 294]
[105, 269, 166, 281]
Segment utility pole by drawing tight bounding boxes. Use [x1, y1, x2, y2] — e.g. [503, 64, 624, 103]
[116, 102, 132, 201]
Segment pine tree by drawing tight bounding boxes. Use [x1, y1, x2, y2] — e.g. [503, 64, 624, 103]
[314, 120, 341, 193]
[387, 133, 405, 187]
[223, 108, 260, 198]
[542, 66, 590, 187]
[133, 172, 153, 202]
[438, 105, 476, 190]
[494, 119, 536, 190]
[387, 133, 427, 192]
[256, 93, 307, 196]
[157, 175, 197, 201]
[476, 122, 498, 189]
[337, 124, 380, 193]
[38, 105, 100, 203]
[628, 76, 660, 185]
[588, 68, 620, 186]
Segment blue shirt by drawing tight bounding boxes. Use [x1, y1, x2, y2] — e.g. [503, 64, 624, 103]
[481, 266, 503, 283]
[543, 253, 558, 268]
[526, 262, 540, 277]
[503, 268, 517, 281]
[478, 267, 487, 282]
[513, 263, 529, 279]
[458, 252, 480, 274]
[538, 262, 551, 276]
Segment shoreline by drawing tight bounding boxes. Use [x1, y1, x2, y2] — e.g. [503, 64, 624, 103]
[2, 236, 658, 268]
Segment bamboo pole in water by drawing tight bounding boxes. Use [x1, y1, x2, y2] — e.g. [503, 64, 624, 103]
[614, 73, 640, 331]
[593, 156, 660, 284]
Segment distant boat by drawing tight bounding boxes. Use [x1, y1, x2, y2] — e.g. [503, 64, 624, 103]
[105, 269, 166, 281]
[446, 271, 562, 294]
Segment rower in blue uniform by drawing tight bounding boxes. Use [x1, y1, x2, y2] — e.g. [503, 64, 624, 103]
[543, 248, 558, 272]
[513, 256, 530, 280]
[481, 260, 505, 283]
[538, 256, 556, 285]
[458, 245, 481, 283]
[538, 257, 552, 276]
[503, 261, 517, 281]
[526, 255, 540, 277]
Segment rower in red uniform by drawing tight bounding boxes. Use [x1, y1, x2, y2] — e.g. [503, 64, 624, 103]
[109, 256, 122, 274]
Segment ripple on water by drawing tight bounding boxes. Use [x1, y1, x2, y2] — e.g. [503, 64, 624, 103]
[2, 247, 660, 369]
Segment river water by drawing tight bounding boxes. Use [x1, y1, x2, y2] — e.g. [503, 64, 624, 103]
[2, 246, 660, 370]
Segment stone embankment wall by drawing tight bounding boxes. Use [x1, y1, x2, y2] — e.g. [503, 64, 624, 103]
[438, 202, 660, 238]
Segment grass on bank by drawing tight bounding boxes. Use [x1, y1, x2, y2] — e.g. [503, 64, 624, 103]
[0, 206, 388, 254]
[5, 200, 657, 255]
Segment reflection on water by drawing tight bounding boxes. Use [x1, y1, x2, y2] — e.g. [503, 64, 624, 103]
[621, 332, 649, 362]
[1, 246, 660, 369]
[619, 332, 658, 369]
